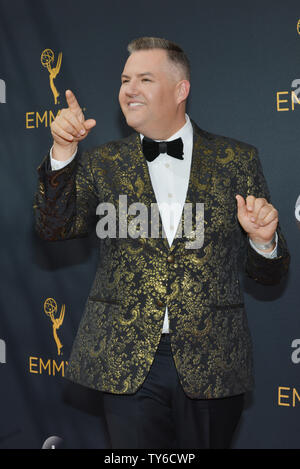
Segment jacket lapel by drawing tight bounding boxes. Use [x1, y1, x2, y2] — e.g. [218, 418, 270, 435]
[119, 132, 167, 251]
[121, 120, 217, 252]
[170, 120, 217, 252]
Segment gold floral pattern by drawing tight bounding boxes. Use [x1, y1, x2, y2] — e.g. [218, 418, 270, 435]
[33, 121, 290, 399]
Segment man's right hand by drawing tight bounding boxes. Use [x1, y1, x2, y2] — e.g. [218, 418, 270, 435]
[50, 89, 96, 161]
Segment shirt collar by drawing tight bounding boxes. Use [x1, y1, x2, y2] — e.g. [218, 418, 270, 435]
[140, 114, 192, 144]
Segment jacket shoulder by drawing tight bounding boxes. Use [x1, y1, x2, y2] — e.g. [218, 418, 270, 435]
[192, 121, 258, 154]
[79, 132, 137, 163]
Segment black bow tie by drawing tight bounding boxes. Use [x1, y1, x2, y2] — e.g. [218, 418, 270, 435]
[142, 136, 184, 162]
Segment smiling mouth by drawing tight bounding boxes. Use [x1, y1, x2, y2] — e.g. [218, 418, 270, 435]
[128, 102, 144, 108]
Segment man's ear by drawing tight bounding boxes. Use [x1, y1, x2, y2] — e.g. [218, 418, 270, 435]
[176, 80, 190, 105]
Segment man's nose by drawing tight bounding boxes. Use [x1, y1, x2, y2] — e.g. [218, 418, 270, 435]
[125, 79, 140, 96]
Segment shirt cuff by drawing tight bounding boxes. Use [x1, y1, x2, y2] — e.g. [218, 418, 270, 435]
[249, 231, 278, 258]
[49, 145, 77, 171]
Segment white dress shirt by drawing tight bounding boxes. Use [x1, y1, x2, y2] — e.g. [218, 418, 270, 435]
[50, 114, 278, 333]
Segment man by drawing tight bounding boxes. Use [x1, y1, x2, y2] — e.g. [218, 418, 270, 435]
[34, 37, 290, 449]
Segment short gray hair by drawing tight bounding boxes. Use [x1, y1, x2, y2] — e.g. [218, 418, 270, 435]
[127, 36, 191, 81]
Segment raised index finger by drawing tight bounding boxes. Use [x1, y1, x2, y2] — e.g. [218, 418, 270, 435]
[65, 89, 81, 113]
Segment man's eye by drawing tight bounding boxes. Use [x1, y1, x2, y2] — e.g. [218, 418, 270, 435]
[122, 80, 129, 84]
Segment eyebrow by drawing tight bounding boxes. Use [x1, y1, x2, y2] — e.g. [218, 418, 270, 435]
[121, 72, 155, 79]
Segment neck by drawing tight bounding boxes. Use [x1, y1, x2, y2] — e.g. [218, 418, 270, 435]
[140, 112, 187, 140]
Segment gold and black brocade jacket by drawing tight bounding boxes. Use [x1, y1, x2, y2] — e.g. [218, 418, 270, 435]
[33, 120, 290, 399]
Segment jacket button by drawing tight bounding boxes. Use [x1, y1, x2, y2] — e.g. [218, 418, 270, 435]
[167, 254, 175, 263]
[156, 299, 164, 307]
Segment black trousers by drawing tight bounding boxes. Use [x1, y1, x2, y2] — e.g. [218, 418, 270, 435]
[102, 333, 244, 449]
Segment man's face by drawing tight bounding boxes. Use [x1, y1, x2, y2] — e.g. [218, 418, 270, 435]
[119, 49, 183, 138]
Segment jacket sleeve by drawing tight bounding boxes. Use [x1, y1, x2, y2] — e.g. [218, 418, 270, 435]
[242, 146, 290, 285]
[33, 148, 99, 241]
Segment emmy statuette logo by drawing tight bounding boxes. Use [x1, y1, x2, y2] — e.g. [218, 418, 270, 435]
[25, 48, 63, 128]
[44, 298, 65, 356]
[41, 49, 62, 105]
[28, 298, 68, 376]
[26, 48, 88, 129]
[276, 20, 300, 111]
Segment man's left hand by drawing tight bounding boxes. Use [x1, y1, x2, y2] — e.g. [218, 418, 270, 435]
[235, 194, 278, 246]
